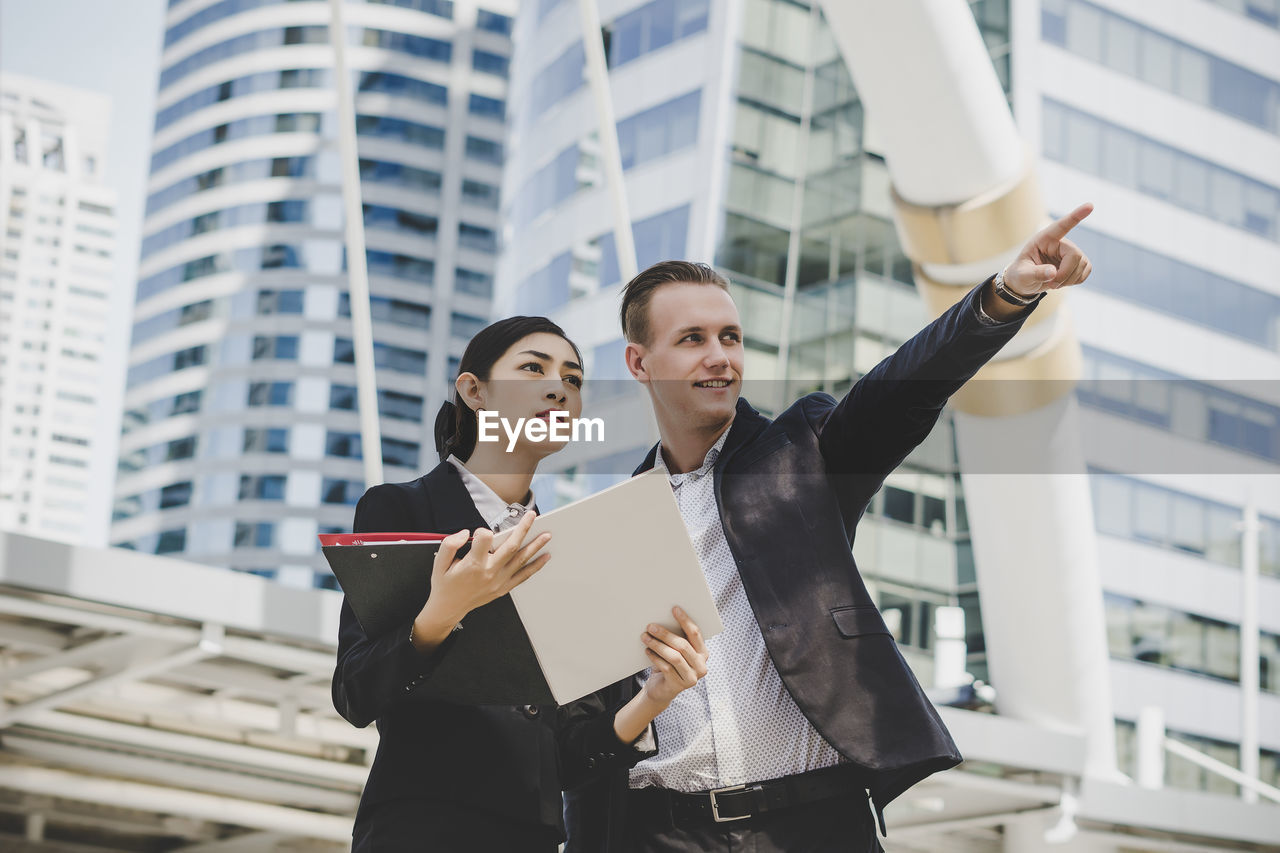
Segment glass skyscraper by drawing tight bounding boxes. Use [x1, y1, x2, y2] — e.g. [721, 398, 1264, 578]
[112, 0, 515, 587]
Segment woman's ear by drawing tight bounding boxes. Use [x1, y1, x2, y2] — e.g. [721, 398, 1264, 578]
[456, 372, 485, 411]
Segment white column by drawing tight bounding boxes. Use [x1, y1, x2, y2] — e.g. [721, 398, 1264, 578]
[328, 0, 383, 488]
[577, 0, 638, 283]
[1136, 705, 1165, 790]
[818, 0, 1117, 778]
[1241, 501, 1260, 803]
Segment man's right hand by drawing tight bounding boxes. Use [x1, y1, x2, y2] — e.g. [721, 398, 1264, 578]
[410, 511, 550, 651]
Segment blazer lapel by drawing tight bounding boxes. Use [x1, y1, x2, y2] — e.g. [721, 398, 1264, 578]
[630, 397, 769, 476]
[420, 462, 488, 533]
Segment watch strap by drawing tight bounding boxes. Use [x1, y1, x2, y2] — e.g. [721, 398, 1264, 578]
[993, 269, 1045, 307]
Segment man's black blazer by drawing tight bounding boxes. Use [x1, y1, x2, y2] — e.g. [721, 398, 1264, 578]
[565, 279, 1034, 851]
[332, 462, 652, 838]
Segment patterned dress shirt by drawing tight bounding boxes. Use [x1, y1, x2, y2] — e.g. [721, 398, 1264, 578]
[628, 429, 844, 793]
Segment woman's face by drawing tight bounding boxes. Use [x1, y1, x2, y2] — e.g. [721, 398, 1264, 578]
[460, 332, 584, 457]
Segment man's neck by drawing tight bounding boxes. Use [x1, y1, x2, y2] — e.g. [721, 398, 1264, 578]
[657, 418, 734, 475]
[459, 444, 536, 504]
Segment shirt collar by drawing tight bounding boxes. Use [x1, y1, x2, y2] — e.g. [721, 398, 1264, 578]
[654, 427, 731, 483]
[446, 455, 535, 531]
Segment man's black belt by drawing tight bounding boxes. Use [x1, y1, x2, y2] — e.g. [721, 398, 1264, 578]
[628, 764, 869, 828]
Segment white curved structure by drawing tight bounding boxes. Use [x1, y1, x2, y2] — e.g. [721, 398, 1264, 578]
[818, 0, 1118, 780]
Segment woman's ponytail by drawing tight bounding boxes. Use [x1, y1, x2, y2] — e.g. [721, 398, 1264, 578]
[433, 399, 459, 462]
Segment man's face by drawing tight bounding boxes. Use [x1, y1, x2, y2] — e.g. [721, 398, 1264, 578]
[625, 282, 744, 437]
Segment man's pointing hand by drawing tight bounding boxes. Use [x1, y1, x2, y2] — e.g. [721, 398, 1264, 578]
[1003, 202, 1095, 298]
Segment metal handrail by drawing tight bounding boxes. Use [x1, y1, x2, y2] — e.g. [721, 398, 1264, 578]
[1164, 737, 1280, 805]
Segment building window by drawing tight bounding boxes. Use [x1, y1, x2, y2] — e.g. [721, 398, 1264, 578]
[461, 179, 500, 210]
[450, 312, 487, 340]
[355, 114, 446, 148]
[476, 9, 513, 34]
[256, 289, 304, 315]
[363, 204, 438, 238]
[325, 431, 361, 459]
[321, 477, 363, 505]
[334, 339, 428, 374]
[616, 90, 701, 170]
[469, 93, 506, 119]
[464, 135, 503, 164]
[364, 250, 435, 284]
[608, 0, 710, 68]
[1090, 471, 1242, 566]
[239, 474, 286, 501]
[248, 381, 293, 407]
[359, 159, 442, 193]
[361, 27, 452, 62]
[159, 481, 193, 509]
[1042, 99, 1280, 242]
[472, 50, 510, 78]
[155, 527, 187, 554]
[243, 427, 289, 454]
[1079, 348, 1280, 464]
[234, 521, 275, 548]
[251, 335, 299, 361]
[128, 345, 207, 387]
[455, 267, 494, 297]
[458, 222, 497, 253]
[358, 71, 448, 105]
[338, 294, 432, 329]
[329, 385, 425, 422]
[1043, 0, 1280, 135]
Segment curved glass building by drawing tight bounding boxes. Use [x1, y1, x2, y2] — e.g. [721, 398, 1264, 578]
[112, 0, 515, 587]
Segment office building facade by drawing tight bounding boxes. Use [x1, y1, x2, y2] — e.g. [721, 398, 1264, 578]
[1025, 0, 1280, 794]
[0, 75, 119, 547]
[112, 0, 515, 586]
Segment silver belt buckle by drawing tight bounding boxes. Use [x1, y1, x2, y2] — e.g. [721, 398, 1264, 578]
[708, 783, 750, 823]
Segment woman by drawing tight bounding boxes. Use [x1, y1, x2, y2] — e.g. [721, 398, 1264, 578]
[332, 316, 708, 851]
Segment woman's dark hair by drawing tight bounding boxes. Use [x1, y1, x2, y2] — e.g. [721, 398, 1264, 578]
[433, 316, 582, 462]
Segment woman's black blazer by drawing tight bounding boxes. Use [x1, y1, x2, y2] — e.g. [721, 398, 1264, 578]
[332, 461, 652, 838]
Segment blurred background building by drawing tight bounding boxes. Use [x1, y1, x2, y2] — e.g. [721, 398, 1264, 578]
[0, 75, 120, 548]
[109, 0, 514, 588]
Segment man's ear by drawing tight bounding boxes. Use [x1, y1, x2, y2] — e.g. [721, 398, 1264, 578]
[456, 372, 485, 410]
[624, 342, 648, 383]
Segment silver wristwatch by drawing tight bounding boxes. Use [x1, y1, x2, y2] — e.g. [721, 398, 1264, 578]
[993, 268, 1043, 307]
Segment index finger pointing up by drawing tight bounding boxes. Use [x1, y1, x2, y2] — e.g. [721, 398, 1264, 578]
[1043, 202, 1094, 241]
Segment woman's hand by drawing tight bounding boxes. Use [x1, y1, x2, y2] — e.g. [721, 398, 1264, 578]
[410, 511, 550, 652]
[639, 606, 709, 707]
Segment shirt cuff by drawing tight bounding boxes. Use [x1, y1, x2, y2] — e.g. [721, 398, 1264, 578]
[629, 723, 657, 754]
[973, 293, 1005, 326]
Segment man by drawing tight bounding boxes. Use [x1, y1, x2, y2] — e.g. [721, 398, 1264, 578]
[563, 205, 1095, 852]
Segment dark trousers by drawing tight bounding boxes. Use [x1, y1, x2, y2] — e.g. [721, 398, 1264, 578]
[352, 799, 561, 853]
[625, 793, 885, 853]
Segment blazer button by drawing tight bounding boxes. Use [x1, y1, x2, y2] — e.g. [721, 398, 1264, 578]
[522, 704, 540, 719]
[585, 757, 597, 770]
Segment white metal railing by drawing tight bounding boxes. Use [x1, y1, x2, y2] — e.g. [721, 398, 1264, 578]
[1137, 706, 1280, 805]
